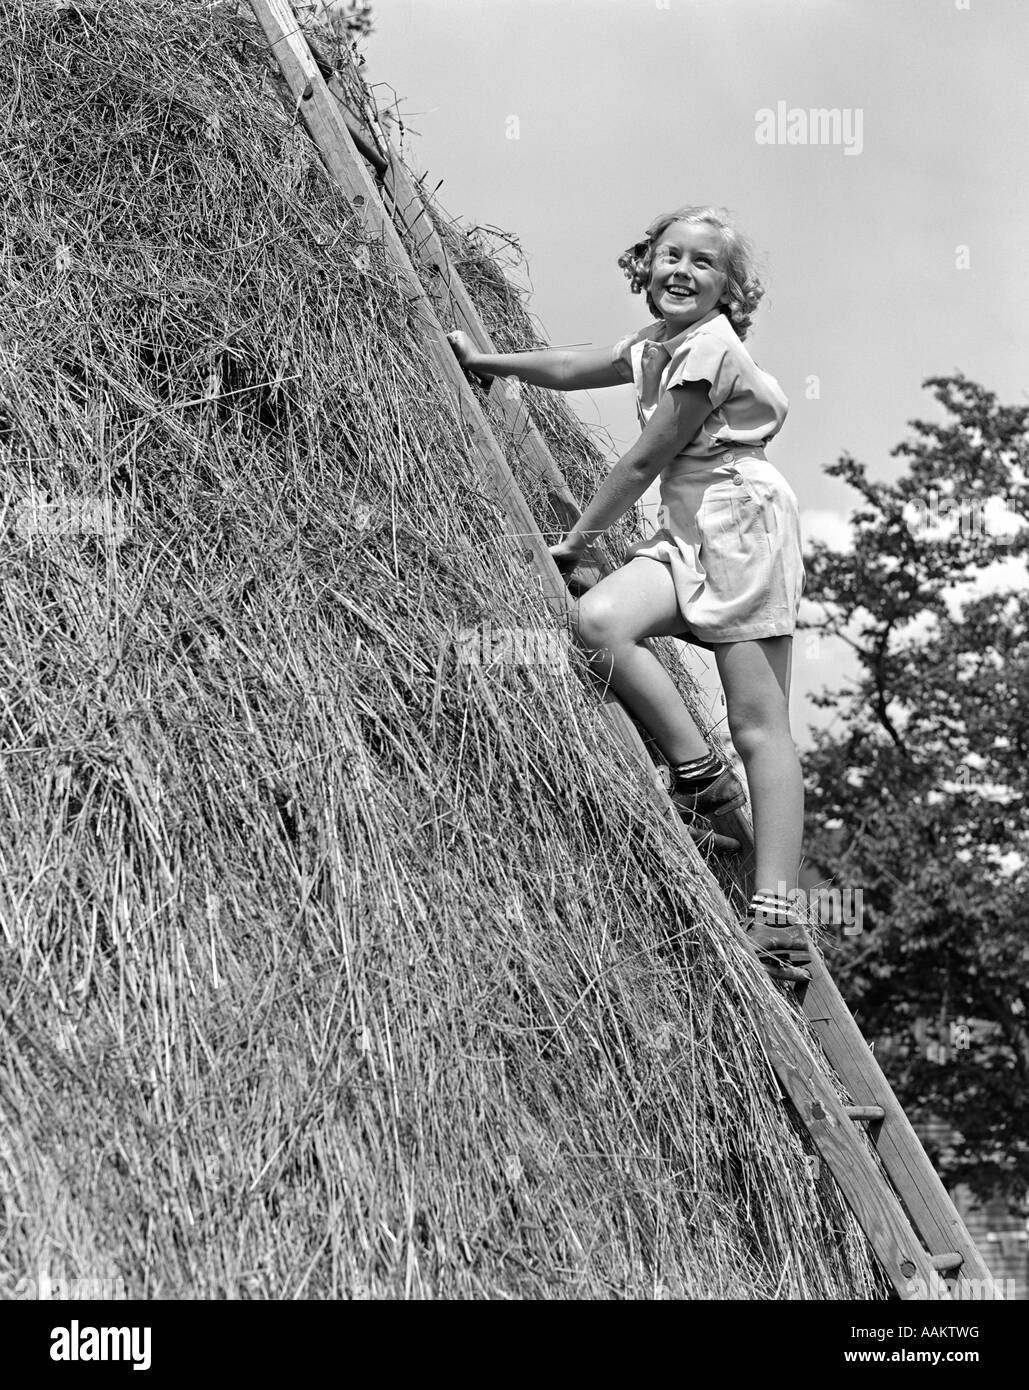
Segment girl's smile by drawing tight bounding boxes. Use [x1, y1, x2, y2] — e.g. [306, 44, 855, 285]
[648, 221, 729, 330]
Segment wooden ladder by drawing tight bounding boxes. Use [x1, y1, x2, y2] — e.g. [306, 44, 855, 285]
[248, 0, 1002, 1302]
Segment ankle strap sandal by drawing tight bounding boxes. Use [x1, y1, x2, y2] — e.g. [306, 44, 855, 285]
[744, 917, 813, 983]
[670, 768, 747, 854]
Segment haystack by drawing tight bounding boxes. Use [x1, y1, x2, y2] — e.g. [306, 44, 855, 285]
[0, 0, 885, 1298]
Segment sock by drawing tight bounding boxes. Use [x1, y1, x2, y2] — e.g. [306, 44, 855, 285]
[671, 750, 723, 794]
[749, 892, 801, 928]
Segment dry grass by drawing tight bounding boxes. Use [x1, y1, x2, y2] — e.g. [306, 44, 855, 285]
[0, 0, 885, 1298]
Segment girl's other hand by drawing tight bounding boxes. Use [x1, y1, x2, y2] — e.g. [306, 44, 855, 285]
[548, 537, 586, 575]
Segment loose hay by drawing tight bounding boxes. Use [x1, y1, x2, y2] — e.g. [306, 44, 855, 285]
[0, 0, 885, 1298]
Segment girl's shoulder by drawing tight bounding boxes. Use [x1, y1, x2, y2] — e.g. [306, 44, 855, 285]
[676, 313, 767, 375]
[664, 314, 786, 411]
[613, 320, 666, 351]
[684, 312, 746, 353]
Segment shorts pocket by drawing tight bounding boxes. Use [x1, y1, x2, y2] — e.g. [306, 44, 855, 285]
[706, 464, 761, 509]
[696, 478, 773, 606]
[699, 474, 767, 536]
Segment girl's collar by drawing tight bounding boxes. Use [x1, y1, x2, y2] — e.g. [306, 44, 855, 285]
[654, 306, 727, 353]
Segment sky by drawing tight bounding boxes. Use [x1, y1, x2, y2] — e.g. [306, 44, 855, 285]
[360, 0, 1029, 746]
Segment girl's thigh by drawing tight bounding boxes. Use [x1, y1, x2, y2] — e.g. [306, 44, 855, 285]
[714, 635, 794, 723]
[572, 557, 694, 645]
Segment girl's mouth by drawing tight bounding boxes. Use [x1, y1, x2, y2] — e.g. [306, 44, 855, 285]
[664, 286, 694, 301]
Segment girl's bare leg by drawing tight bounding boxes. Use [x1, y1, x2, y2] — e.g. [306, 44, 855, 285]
[714, 636, 803, 894]
[570, 558, 711, 764]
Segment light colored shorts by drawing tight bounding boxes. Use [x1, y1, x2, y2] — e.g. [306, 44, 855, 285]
[622, 451, 806, 645]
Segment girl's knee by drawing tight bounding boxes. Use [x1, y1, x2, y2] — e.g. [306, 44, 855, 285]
[728, 715, 797, 761]
[572, 594, 630, 650]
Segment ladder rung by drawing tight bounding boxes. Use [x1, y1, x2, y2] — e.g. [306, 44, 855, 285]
[846, 1105, 886, 1122]
[931, 1252, 964, 1273]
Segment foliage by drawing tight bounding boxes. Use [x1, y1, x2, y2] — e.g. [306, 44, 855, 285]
[802, 375, 1029, 1203]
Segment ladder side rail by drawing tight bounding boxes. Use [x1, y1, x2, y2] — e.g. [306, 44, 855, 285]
[333, 91, 612, 569]
[365, 116, 588, 526]
[249, 0, 574, 621]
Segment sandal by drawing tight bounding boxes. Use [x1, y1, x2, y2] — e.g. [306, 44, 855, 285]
[670, 767, 747, 854]
[744, 917, 813, 983]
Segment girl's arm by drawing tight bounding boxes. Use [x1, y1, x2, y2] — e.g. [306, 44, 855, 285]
[447, 332, 624, 390]
[558, 380, 713, 554]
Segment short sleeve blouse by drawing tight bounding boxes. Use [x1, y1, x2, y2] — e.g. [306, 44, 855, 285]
[610, 309, 788, 463]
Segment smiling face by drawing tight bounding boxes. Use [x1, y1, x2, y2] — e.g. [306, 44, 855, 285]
[647, 220, 729, 331]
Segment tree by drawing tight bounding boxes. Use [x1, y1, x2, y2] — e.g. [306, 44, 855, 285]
[801, 374, 1029, 1204]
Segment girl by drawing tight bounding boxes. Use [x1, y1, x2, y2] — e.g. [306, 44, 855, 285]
[447, 206, 809, 979]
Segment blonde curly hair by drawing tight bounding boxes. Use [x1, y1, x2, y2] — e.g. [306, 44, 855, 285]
[617, 206, 765, 340]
